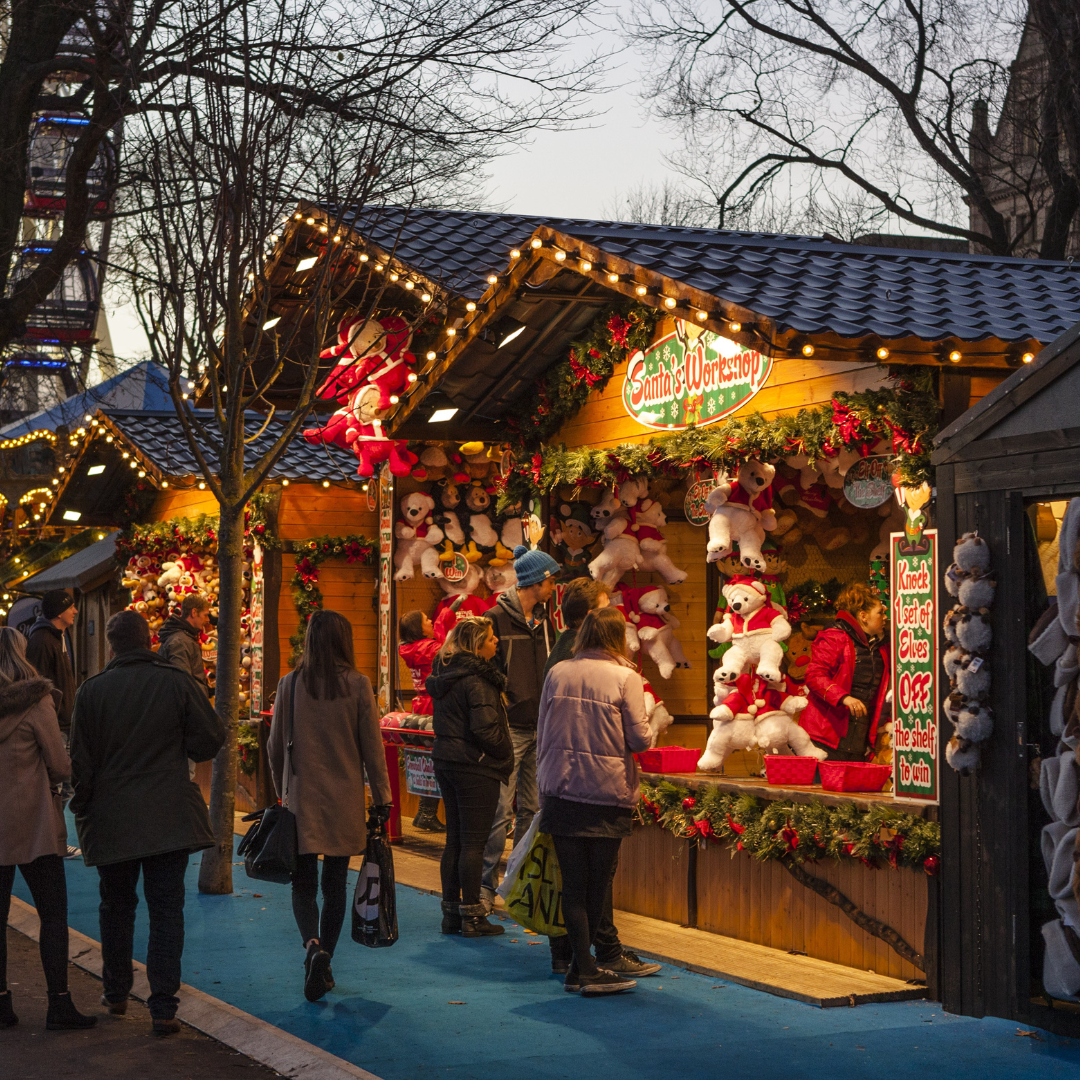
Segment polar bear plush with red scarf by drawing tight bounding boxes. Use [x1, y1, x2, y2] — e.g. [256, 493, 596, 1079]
[707, 575, 789, 683]
[704, 458, 777, 572]
[394, 491, 444, 580]
[621, 585, 690, 680]
[317, 314, 415, 405]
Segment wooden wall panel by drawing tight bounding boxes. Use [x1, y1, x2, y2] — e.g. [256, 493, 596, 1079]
[149, 488, 219, 519]
[277, 484, 377, 541]
[612, 824, 689, 925]
[695, 839, 928, 980]
[556, 346, 890, 451]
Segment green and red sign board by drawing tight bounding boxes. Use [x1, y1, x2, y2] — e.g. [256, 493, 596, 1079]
[623, 320, 773, 430]
[890, 528, 939, 804]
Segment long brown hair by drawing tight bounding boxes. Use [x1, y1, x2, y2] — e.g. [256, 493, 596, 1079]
[296, 609, 355, 700]
[0, 627, 38, 685]
[573, 606, 628, 660]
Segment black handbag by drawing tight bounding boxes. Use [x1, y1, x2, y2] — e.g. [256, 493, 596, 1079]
[351, 823, 399, 948]
[238, 674, 299, 884]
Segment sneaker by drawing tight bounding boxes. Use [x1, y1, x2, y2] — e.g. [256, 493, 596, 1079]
[152, 1017, 182, 1036]
[578, 970, 637, 996]
[603, 950, 662, 977]
[100, 993, 128, 1015]
[304, 943, 332, 1002]
[64, 845, 82, 860]
[563, 967, 581, 993]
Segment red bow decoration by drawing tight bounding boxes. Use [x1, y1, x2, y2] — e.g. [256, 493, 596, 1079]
[607, 314, 631, 347]
[695, 818, 713, 839]
[296, 556, 319, 585]
[726, 814, 745, 835]
[781, 824, 799, 852]
[922, 854, 940, 876]
[568, 349, 602, 389]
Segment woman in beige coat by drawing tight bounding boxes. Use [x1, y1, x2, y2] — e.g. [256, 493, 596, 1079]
[0, 627, 94, 1030]
[268, 610, 393, 1002]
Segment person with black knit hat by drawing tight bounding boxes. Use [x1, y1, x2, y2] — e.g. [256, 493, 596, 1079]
[479, 544, 561, 906]
[25, 590, 79, 858]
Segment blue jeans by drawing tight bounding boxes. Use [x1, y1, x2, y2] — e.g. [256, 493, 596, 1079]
[481, 728, 537, 893]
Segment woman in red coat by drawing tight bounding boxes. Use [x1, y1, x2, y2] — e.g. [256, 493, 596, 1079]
[799, 583, 889, 761]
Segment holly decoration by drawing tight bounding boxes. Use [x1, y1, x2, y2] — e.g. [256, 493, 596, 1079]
[638, 782, 941, 873]
[869, 556, 889, 603]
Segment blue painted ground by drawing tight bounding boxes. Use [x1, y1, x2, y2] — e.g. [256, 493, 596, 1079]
[15, 822, 1080, 1080]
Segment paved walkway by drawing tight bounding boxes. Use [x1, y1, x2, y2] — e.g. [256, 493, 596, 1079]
[3, 926, 281, 1079]
[11, 834, 1080, 1080]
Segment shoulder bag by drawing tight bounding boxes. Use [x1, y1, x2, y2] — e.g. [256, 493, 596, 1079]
[237, 673, 299, 884]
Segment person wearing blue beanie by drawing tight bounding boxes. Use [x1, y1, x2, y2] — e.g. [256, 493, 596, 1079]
[479, 544, 561, 905]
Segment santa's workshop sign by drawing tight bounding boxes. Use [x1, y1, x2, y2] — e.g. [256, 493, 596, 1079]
[622, 320, 773, 430]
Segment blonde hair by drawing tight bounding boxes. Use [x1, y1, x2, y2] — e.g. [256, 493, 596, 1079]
[573, 606, 628, 660]
[0, 626, 40, 685]
[437, 616, 493, 662]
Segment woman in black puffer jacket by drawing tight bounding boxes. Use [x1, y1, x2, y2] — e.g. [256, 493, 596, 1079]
[427, 617, 513, 938]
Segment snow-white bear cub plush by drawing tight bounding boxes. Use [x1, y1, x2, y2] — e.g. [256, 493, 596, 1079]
[707, 576, 790, 683]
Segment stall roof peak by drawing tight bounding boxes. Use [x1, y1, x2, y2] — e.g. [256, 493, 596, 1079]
[336, 204, 1080, 346]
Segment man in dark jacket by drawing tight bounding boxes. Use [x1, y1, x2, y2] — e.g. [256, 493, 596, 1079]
[69, 610, 224, 1035]
[157, 593, 211, 782]
[26, 589, 79, 857]
[480, 545, 560, 904]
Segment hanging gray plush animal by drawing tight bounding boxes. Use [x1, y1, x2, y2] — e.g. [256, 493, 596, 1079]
[946, 735, 979, 774]
[953, 532, 991, 573]
[943, 606, 963, 645]
[958, 569, 996, 609]
[955, 700, 993, 742]
[944, 563, 965, 598]
[944, 644, 968, 682]
[956, 654, 990, 699]
[956, 607, 992, 653]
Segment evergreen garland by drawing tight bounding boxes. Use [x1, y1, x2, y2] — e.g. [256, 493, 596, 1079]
[116, 513, 221, 556]
[288, 534, 376, 661]
[639, 781, 941, 874]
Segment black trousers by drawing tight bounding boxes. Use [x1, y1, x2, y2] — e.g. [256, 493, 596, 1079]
[0, 854, 68, 995]
[98, 849, 189, 1019]
[291, 854, 350, 955]
[551, 836, 622, 978]
[810, 738, 867, 762]
[550, 848, 622, 967]
[433, 766, 502, 909]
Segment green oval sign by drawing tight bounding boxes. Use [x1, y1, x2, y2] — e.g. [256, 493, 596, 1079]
[623, 321, 773, 430]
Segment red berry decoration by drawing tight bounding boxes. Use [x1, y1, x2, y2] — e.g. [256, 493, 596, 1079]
[682, 796, 696, 811]
[923, 854, 940, 876]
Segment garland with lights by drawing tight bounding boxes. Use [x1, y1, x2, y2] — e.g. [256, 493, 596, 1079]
[500, 362, 936, 505]
[288, 534, 376, 661]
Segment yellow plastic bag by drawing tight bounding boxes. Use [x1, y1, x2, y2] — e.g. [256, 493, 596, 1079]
[497, 818, 566, 937]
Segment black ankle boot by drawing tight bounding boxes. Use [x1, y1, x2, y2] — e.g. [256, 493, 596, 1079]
[412, 797, 445, 832]
[441, 900, 462, 934]
[0, 990, 17, 1028]
[459, 904, 504, 937]
[46, 992, 96, 1030]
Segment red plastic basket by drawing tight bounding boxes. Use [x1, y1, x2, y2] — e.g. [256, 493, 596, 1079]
[819, 761, 891, 793]
[636, 746, 702, 773]
[763, 755, 819, 786]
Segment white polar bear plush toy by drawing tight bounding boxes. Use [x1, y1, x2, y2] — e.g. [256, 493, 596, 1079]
[643, 681, 674, 746]
[626, 497, 689, 584]
[622, 585, 691, 680]
[704, 458, 777, 572]
[588, 489, 640, 587]
[393, 491, 444, 580]
[707, 576, 790, 683]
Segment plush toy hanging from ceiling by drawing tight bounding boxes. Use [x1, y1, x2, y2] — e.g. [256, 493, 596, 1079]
[705, 458, 777, 572]
[317, 314, 416, 404]
[707, 575, 791, 684]
[620, 584, 691, 680]
[302, 383, 417, 478]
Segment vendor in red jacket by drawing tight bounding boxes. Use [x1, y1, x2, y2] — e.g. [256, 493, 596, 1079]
[799, 583, 889, 762]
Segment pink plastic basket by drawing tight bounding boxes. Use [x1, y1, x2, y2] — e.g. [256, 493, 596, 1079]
[763, 755, 819, 786]
[819, 761, 891, 793]
[636, 746, 703, 773]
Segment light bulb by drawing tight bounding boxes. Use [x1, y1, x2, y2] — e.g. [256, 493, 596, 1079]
[446, 327, 456, 337]
[198, 481, 206, 489]
[580, 260, 592, 272]
[466, 302, 476, 312]
[426, 350, 437, 361]
[729, 322, 741, 332]
[510, 249, 521, 259]
[319, 224, 328, 233]
[389, 395, 399, 404]
[332, 235, 341, 242]
[404, 281, 414, 290]
[294, 212, 302, 219]
[390, 273, 399, 282]
[322, 480, 330, 488]
[282, 479, 290, 487]
[801, 343, 815, 357]
[635, 285, 647, 296]
[554, 250, 566, 262]
[407, 372, 417, 382]
[487, 274, 498, 284]
[162, 480, 169, 488]
[664, 297, 677, 309]
[1022, 352, 1035, 363]
[421, 293, 431, 302]
[696, 311, 708, 322]
[360, 253, 369, 262]
[530, 238, 542, 249]
[949, 349, 962, 363]
[607, 273, 619, 283]
[876, 346, 890, 360]
[306, 217, 315, 225]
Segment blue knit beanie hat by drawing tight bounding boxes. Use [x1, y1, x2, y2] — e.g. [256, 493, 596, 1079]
[512, 545, 560, 588]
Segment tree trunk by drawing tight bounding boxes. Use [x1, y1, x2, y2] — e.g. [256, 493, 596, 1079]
[198, 499, 245, 894]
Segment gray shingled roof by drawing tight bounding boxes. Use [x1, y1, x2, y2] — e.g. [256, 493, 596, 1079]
[338, 206, 1080, 344]
[107, 411, 359, 481]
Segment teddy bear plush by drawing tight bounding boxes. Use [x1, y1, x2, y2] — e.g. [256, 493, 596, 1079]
[484, 561, 517, 595]
[311, 383, 419, 478]
[707, 576, 790, 683]
[625, 497, 689, 584]
[643, 681, 674, 746]
[588, 490, 640, 587]
[620, 585, 690, 680]
[704, 458, 777, 572]
[550, 501, 598, 578]
[431, 479, 466, 563]
[462, 480, 499, 561]
[394, 491, 444, 580]
[317, 314, 414, 404]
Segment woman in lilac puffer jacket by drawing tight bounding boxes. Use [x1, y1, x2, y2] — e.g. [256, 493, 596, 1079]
[536, 606, 652, 997]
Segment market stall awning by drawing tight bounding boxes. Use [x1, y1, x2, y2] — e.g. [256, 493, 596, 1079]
[21, 531, 119, 592]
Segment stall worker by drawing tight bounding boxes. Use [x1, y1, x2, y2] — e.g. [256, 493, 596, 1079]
[398, 605, 457, 832]
[799, 582, 889, 761]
